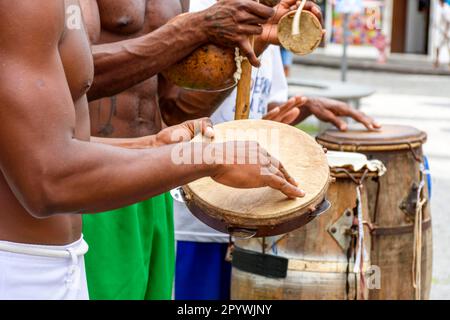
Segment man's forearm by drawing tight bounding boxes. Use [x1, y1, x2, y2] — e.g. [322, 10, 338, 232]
[88, 12, 208, 101]
[34, 140, 213, 217]
[91, 136, 156, 149]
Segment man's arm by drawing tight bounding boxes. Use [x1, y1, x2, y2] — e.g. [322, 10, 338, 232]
[92, 118, 215, 148]
[158, 0, 324, 125]
[82, 0, 274, 101]
[0, 2, 301, 218]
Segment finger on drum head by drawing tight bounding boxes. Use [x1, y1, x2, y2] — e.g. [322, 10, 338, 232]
[277, 161, 298, 187]
[267, 174, 305, 199]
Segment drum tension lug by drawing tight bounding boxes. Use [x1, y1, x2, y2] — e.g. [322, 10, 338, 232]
[400, 183, 420, 221]
[328, 208, 354, 253]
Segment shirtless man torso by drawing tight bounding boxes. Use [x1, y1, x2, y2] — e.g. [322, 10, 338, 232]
[0, 0, 94, 246]
[86, 0, 180, 137]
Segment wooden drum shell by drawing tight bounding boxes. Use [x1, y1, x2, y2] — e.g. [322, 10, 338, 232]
[364, 149, 432, 300]
[231, 173, 372, 300]
[317, 125, 433, 300]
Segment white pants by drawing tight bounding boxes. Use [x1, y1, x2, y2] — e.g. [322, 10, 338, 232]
[0, 237, 89, 300]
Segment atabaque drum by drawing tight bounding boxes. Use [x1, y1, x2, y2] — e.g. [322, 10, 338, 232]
[231, 151, 384, 300]
[181, 120, 331, 238]
[316, 125, 432, 300]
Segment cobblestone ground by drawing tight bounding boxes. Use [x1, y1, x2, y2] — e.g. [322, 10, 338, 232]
[292, 64, 450, 299]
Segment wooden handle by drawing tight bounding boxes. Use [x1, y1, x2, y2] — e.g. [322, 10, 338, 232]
[234, 37, 254, 120]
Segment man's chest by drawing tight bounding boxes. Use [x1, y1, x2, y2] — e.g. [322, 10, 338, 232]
[97, 0, 182, 42]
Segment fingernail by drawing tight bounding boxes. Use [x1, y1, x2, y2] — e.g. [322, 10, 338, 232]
[298, 189, 306, 197]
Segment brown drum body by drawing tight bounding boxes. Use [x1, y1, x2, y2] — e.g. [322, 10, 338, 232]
[163, 45, 237, 92]
[317, 125, 433, 300]
[231, 170, 372, 300]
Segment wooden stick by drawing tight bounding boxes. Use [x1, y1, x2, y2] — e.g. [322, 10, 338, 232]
[234, 39, 254, 120]
[234, 0, 260, 120]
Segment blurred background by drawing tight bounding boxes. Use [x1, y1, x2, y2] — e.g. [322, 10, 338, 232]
[286, 0, 450, 299]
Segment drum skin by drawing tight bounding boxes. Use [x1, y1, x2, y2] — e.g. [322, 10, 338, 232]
[183, 120, 330, 238]
[277, 10, 323, 55]
[231, 173, 372, 300]
[316, 125, 433, 300]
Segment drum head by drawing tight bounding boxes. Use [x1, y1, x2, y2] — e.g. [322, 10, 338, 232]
[183, 120, 330, 237]
[317, 124, 427, 152]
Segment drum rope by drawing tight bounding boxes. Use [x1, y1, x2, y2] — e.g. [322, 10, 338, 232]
[407, 142, 426, 300]
[412, 166, 427, 300]
[335, 168, 369, 300]
[345, 223, 358, 300]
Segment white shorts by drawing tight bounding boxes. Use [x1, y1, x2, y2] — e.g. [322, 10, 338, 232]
[0, 236, 89, 300]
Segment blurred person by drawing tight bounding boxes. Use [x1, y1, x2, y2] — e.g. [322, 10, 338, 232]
[174, 0, 380, 301]
[434, 0, 450, 68]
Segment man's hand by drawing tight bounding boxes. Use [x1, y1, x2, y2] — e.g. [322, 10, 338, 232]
[211, 141, 305, 199]
[303, 97, 381, 131]
[259, 0, 324, 46]
[155, 118, 215, 146]
[263, 96, 307, 124]
[201, 0, 275, 67]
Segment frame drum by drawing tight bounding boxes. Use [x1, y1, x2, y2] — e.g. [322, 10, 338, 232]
[182, 120, 331, 238]
[317, 124, 432, 300]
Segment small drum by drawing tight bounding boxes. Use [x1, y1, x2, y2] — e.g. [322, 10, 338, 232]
[181, 120, 331, 238]
[231, 151, 383, 300]
[317, 125, 433, 300]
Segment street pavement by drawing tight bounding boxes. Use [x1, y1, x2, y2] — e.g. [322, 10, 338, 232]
[291, 64, 450, 299]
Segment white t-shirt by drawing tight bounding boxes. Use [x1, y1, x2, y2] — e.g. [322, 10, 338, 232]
[173, 0, 289, 243]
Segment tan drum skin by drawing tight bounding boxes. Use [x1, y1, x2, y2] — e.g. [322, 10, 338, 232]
[182, 119, 331, 238]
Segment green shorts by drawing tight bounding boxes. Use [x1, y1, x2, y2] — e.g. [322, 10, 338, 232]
[83, 193, 174, 300]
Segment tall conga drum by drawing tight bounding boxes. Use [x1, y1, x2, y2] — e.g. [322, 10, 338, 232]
[316, 125, 432, 300]
[230, 151, 384, 300]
